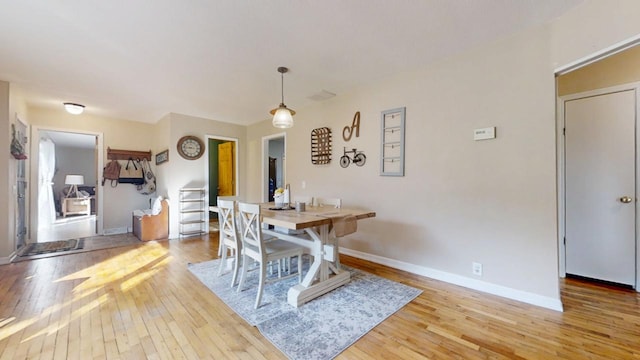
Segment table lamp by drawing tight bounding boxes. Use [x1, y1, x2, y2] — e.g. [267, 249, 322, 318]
[65, 175, 84, 198]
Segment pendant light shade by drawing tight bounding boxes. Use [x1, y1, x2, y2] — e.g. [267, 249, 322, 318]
[270, 67, 295, 128]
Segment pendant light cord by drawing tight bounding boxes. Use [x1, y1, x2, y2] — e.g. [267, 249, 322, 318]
[281, 72, 285, 104]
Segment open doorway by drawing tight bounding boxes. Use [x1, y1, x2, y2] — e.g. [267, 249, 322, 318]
[35, 129, 100, 243]
[207, 135, 238, 229]
[262, 133, 286, 202]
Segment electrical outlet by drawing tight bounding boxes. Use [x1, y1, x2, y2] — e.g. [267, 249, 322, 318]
[301, 181, 306, 189]
[472, 262, 483, 276]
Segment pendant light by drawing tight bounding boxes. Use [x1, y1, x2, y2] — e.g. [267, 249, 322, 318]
[270, 67, 296, 128]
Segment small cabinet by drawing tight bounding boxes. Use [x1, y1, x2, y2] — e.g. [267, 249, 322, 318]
[62, 198, 91, 217]
[380, 107, 406, 176]
[179, 188, 206, 238]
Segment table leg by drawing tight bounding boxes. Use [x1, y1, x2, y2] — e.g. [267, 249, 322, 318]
[285, 224, 350, 307]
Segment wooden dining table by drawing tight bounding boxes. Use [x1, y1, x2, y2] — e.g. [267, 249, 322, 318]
[259, 204, 376, 307]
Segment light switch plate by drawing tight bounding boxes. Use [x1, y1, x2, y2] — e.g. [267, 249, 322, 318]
[474, 127, 496, 141]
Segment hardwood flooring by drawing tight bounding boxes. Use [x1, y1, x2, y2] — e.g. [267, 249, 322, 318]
[0, 233, 639, 359]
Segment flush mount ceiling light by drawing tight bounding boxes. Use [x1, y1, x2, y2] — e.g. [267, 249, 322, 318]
[270, 66, 296, 128]
[63, 102, 85, 115]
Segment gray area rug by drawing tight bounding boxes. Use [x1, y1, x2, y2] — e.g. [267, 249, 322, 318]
[188, 258, 422, 359]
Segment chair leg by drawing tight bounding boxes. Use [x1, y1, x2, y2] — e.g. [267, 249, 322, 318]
[237, 253, 248, 293]
[230, 249, 240, 287]
[218, 243, 227, 277]
[255, 262, 266, 309]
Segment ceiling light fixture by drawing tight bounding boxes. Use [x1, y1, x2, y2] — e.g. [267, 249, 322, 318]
[270, 66, 296, 128]
[63, 102, 85, 115]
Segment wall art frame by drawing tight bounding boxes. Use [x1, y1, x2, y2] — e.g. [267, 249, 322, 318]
[311, 127, 332, 164]
[155, 149, 169, 165]
[380, 107, 406, 176]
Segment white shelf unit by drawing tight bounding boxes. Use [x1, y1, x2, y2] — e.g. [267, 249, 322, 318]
[179, 187, 206, 238]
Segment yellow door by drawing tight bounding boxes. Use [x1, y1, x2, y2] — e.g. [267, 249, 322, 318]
[218, 142, 235, 196]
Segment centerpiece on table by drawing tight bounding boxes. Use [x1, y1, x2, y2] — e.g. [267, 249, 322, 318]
[274, 187, 285, 208]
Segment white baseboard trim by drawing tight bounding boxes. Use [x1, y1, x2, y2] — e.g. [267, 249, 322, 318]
[104, 227, 129, 235]
[1, 251, 17, 265]
[340, 248, 564, 312]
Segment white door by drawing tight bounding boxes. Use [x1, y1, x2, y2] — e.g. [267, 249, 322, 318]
[565, 90, 636, 286]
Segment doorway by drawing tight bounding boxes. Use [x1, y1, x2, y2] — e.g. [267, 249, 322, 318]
[562, 87, 637, 287]
[262, 133, 286, 202]
[207, 136, 238, 224]
[556, 41, 640, 290]
[14, 118, 27, 250]
[33, 128, 102, 243]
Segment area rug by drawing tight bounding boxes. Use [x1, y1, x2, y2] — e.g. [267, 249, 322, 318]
[18, 238, 84, 256]
[188, 258, 422, 360]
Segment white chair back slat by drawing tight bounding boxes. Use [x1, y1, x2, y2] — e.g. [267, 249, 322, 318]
[315, 197, 341, 208]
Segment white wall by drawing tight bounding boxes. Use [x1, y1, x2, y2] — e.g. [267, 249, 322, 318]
[244, 1, 640, 310]
[0, 81, 10, 260]
[248, 26, 561, 308]
[164, 113, 246, 238]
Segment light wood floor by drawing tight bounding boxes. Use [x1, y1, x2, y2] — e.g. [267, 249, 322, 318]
[1, 233, 639, 359]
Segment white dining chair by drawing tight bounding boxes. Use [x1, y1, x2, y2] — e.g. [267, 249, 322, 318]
[315, 197, 342, 208]
[237, 202, 304, 309]
[217, 198, 242, 287]
[292, 195, 313, 206]
[215, 195, 240, 257]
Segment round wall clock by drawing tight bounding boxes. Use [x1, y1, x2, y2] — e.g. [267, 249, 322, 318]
[177, 135, 204, 160]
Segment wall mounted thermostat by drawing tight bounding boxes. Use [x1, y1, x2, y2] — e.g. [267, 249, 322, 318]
[474, 127, 496, 141]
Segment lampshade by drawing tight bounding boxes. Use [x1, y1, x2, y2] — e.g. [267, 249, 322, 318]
[63, 102, 85, 115]
[65, 175, 84, 185]
[270, 67, 295, 128]
[271, 105, 295, 128]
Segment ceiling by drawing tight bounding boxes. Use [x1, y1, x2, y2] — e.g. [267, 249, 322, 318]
[43, 130, 95, 149]
[0, 0, 583, 126]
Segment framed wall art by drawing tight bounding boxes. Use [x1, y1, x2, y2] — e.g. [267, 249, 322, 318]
[311, 127, 332, 165]
[155, 149, 169, 165]
[380, 107, 405, 176]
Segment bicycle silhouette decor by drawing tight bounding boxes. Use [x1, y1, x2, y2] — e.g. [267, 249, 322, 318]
[340, 147, 366, 168]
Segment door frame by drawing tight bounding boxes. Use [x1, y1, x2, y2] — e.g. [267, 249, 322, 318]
[557, 82, 640, 289]
[261, 132, 286, 202]
[205, 134, 239, 207]
[30, 125, 104, 242]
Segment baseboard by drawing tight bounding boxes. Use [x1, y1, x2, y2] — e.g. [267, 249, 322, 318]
[104, 227, 129, 235]
[0, 251, 17, 265]
[339, 248, 564, 312]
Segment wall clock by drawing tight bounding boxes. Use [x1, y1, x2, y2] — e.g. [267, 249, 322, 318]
[177, 135, 204, 160]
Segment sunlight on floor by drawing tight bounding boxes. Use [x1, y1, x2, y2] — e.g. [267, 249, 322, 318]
[0, 242, 171, 343]
[37, 215, 96, 243]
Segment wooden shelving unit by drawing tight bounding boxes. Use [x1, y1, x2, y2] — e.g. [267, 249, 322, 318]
[179, 188, 206, 238]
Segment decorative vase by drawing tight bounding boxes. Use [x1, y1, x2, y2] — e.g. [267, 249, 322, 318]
[274, 194, 284, 208]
